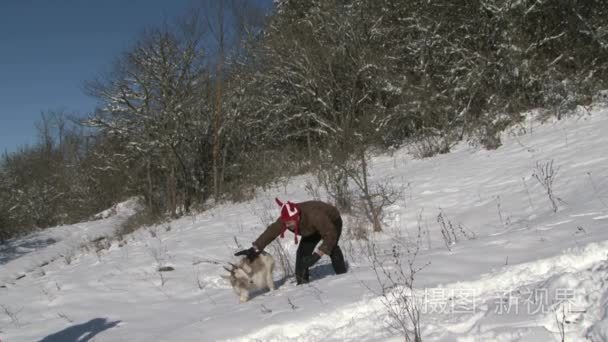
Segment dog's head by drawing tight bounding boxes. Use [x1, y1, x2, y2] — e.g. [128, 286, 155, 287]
[222, 261, 253, 291]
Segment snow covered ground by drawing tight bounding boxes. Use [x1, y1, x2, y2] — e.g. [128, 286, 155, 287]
[1, 106, 608, 341]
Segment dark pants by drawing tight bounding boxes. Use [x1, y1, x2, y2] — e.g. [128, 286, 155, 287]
[295, 218, 347, 284]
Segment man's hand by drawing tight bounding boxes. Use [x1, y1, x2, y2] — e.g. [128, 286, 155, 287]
[234, 247, 260, 261]
[302, 252, 321, 268]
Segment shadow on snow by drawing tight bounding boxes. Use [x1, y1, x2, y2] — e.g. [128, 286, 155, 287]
[38, 318, 121, 342]
[0, 237, 57, 265]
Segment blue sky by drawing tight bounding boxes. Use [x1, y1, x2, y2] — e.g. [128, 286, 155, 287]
[0, 0, 271, 154]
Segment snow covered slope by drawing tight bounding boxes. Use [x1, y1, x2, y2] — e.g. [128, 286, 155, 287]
[0, 199, 139, 286]
[1, 107, 607, 341]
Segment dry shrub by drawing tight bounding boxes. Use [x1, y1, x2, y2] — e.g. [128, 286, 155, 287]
[346, 215, 369, 241]
[116, 206, 163, 239]
[407, 134, 450, 159]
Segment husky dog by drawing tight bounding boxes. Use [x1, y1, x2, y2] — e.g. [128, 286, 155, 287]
[223, 251, 275, 302]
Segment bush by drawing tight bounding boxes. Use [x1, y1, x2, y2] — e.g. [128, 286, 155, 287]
[115, 206, 164, 239]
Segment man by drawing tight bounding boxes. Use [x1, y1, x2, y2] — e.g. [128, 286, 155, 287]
[235, 198, 347, 284]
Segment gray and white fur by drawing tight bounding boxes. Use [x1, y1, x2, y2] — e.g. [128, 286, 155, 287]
[223, 251, 275, 302]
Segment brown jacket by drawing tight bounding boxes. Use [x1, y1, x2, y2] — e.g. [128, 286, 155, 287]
[253, 200, 342, 255]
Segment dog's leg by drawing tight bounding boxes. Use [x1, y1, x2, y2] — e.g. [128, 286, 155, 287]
[239, 289, 249, 302]
[266, 271, 275, 291]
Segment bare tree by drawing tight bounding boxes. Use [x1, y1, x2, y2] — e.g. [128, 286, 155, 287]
[85, 13, 208, 215]
[533, 160, 564, 213]
[200, 0, 269, 200]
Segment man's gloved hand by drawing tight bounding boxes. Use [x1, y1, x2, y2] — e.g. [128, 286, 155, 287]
[302, 252, 321, 268]
[234, 247, 260, 261]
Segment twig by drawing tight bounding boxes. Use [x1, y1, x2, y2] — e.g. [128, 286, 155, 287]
[260, 304, 272, 314]
[58, 312, 73, 323]
[587, 172, 608, 209]
[287, 297, 299, 310]
[1, 304, 23, 327]
[521, 177, 536, 210]
[192, 257, 226, 266]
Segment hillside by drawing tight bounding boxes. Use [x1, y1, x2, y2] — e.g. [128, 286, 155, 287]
[1, 106, 608, 341]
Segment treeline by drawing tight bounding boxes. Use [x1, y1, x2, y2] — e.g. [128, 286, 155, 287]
[2, 0, 607, 240]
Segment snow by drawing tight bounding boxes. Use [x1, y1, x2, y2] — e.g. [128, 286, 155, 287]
[0, 199, 140, 286]
[1, 106, 608, 341]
